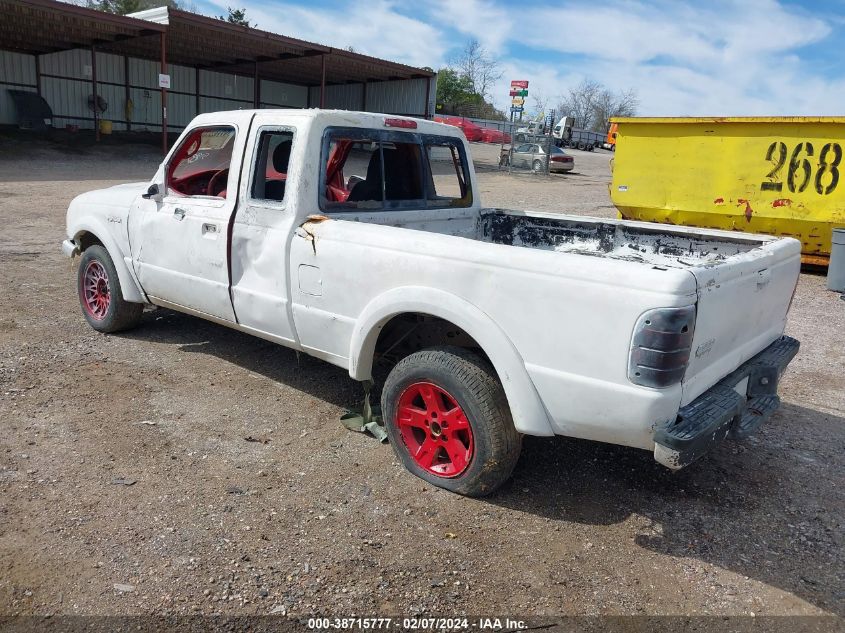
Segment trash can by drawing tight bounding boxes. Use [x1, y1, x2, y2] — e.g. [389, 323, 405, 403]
[827, 228, 845, 291]
[99, 119, 112, 135]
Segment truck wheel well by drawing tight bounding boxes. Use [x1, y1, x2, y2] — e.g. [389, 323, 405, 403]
[372, 313, 494, 379]
[76, 231, 104, 251]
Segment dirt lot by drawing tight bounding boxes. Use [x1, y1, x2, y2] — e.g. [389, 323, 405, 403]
[0, 134, 842, 620]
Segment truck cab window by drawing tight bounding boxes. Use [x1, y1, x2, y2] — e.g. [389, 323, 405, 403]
[167, 126, 236, 198]
[425, 142, 471, 207]
[321, 130, 470, 211]
[324, 138, 381, 209]
[322, 132, 425, 210]
[251, 130, 294, 202]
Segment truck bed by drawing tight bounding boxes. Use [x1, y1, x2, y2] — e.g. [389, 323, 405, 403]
[473, 208, 801, 408]
[477, 208, 767, 269]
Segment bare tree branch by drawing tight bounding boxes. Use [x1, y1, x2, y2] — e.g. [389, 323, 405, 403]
[451, 39, 503, 101]
[530, 90, 550, 120]
[556, 79, 638, 131]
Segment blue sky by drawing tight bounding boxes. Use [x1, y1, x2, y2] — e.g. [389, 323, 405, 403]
[195, 0, 845, 117]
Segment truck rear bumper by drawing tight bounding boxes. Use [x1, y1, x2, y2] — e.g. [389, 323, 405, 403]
[653, 335, 800, 470]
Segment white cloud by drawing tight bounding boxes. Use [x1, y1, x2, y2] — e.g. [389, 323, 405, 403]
[200, 0, 844, 118]
[486, 0, 839, 118]
[206, 0, 448, 68]
[423, 0, 511, 56]
[516, 0, 830, 66]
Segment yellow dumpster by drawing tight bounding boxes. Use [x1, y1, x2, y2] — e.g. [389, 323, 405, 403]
[610, 116, 845, 265]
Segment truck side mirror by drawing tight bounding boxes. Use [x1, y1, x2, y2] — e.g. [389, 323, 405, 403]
[142, 183, 160, 200]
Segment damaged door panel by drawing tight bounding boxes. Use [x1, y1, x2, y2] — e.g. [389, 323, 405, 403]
[229, 120, 299, 344]
[127, 119, 252, 321]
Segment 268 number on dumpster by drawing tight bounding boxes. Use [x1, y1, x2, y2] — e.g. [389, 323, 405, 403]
[761, 141, 841, 195]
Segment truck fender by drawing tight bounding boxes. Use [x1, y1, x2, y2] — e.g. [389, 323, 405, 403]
[348, 287, 555, 437]
[70, 218, 145, 303]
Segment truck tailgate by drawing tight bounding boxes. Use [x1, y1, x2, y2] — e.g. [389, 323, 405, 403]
[681, 237, 801, 405]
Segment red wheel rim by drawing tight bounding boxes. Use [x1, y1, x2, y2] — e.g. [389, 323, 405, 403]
[82, 260, 110, 320]
[396, 382, 474, 478]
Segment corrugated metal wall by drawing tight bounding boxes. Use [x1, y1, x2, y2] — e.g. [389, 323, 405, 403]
[129, 57, 195, 131]
[368, 77, 428, 115]
[199, 70, 252, 113]
[260, 79, 307, 109]
[39, 49, 127, 130]
[308, 83, 364, 111]
[308, 77, 431, 116]
[0, 50, 37, 125]
[1, 48, 431, 131]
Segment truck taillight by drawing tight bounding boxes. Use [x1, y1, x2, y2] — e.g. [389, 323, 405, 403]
[629, 306, 696, 388]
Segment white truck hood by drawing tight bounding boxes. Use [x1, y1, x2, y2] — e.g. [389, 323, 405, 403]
[69, 182, 148, 211]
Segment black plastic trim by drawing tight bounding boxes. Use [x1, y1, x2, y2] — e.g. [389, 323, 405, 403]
[654, 335, 800, 467]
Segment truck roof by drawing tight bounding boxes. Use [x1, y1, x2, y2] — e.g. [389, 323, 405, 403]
[188, 108, 463, 138]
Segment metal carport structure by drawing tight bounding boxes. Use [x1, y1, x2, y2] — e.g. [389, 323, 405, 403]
[0, 0, 436, 152]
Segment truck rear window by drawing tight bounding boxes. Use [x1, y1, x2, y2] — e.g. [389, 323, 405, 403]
[320, 128, 471, 211]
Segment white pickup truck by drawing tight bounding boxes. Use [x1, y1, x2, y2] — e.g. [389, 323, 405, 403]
[63, 109, 800, 496]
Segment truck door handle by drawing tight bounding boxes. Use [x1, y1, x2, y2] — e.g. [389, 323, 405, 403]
[173, 208, 186, 220]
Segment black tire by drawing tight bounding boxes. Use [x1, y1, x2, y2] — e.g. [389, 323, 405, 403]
[382, 346, 522, 497]
[77, 244, 143, 333]
[532, 159, 543, 173]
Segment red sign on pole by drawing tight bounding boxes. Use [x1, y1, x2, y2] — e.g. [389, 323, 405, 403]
[510, 80, 529, 89]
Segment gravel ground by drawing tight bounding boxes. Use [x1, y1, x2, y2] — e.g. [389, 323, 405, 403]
[0, 134, 842, 620]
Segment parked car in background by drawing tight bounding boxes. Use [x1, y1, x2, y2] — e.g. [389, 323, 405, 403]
[500, 143, 575, 172]
[479, 127, 511, 144]
[433, 115, 483, 142]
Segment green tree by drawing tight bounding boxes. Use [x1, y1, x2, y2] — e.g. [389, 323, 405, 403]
[218, 7, 252, 27]
[435, 68, 475, 111]
[435, 67, 505, 120]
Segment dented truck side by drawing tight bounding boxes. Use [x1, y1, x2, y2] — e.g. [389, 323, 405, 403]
[63, 109, 801, 496]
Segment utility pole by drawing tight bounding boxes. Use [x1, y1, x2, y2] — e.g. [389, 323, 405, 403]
[544, 108, 555, 176]
[508, 106, 514, 174]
